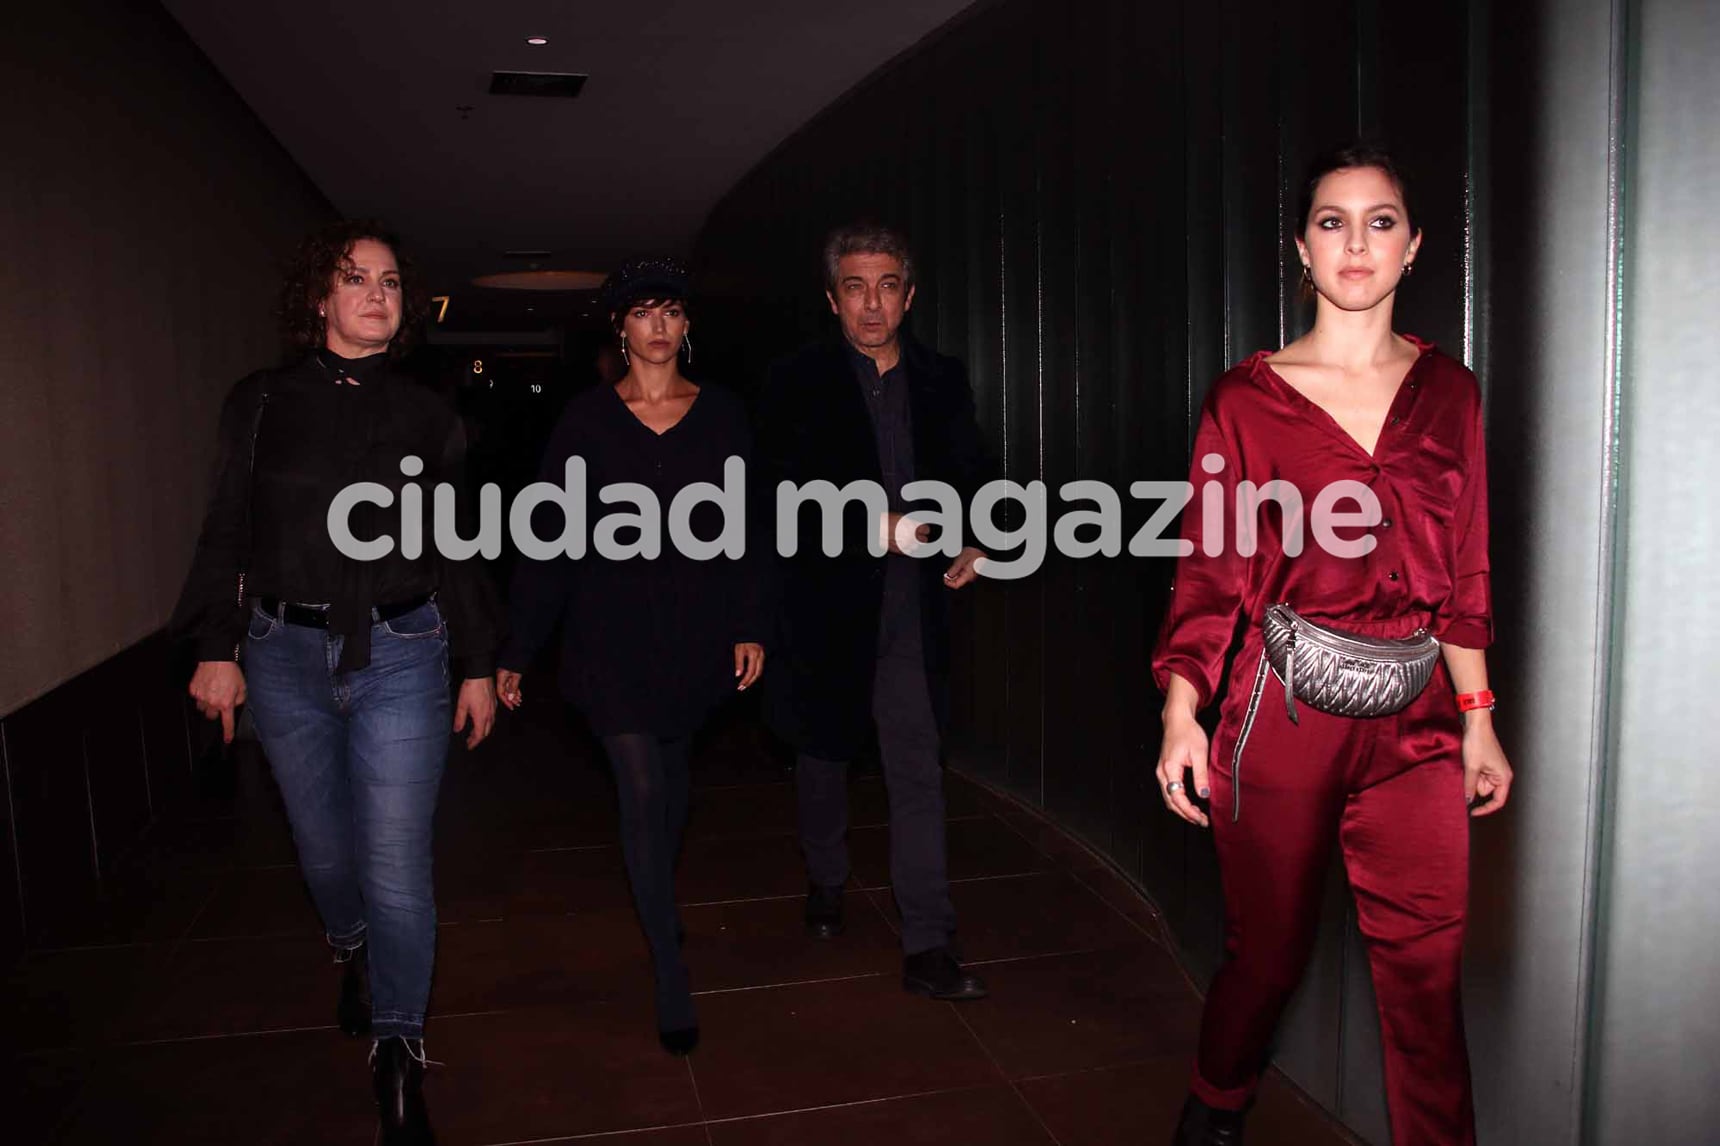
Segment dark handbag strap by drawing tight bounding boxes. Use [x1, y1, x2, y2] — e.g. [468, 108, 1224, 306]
[233, 379, 272, 642]
[219, 378, 273, 752]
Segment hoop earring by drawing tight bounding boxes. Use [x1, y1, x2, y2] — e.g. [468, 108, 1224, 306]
[680, 333, 692, 364]
[618, 334, 629, 365]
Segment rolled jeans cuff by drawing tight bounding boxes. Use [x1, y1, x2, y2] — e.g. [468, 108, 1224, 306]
[372, 1011, 425, 1040]
[327, 922, 367, 959]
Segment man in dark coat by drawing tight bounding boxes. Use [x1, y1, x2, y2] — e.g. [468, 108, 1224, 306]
[754, 223, 990, 1001]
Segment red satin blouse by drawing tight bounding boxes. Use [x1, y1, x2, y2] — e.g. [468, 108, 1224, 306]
[1151, 336, 1492, 710]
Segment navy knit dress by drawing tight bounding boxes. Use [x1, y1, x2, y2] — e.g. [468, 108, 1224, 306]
[499, 382, 771, 737]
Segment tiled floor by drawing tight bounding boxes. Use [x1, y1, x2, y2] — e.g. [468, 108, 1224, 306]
[7, 705, 1355, 1144]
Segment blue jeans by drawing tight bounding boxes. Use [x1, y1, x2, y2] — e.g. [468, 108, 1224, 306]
[243, 599, 451, 1039]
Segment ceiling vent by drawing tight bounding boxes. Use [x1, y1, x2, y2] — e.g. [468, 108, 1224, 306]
[489, 71, 587, 99]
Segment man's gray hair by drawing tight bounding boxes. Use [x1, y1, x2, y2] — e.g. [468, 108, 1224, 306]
[822, 222, 916, 292]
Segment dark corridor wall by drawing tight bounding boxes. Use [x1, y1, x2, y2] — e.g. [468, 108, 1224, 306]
[0, 0, 332, 717]
[0, 0, 330, 960]
[694, 0, 1483, 1139]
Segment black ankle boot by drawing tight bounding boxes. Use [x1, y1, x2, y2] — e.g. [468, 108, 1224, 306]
[658, 1024, 700, 1056]
[335, 944, 369, 1037]
[653, 957, 699, 1056]
[371, 1037, 434, 1145]
[1171, 1093, 1247, 1145]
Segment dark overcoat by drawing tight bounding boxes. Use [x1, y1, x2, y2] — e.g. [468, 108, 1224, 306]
[753, 336, 988, 760]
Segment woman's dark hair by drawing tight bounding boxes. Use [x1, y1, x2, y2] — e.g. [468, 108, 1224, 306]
[601, 257, 691, 332]
[1296, 142, 1415, 233]
[608, 295, 689, 334]
[279, 219, 427, 357]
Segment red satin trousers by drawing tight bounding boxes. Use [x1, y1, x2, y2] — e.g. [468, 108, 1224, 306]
[1191, 638, 1475, 1146]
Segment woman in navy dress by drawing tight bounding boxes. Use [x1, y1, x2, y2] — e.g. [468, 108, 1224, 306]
[496, 259, 768, 1056]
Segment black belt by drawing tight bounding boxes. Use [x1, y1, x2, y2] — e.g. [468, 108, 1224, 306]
[258, 594, 433, 629]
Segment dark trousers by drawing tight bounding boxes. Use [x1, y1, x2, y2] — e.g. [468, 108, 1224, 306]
[1195, 627, 1474, 1146]
[795, 641, 956, 956]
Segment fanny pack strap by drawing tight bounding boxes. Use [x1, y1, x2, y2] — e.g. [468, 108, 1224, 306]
[1229, 649, 1273, 823]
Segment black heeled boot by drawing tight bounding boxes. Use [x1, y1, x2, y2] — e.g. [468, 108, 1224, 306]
[658, 1022, 700, 1056]
[335, 943, 369, 1037]
[1171, 1093, 1247, 1145]
[653, 936, 699, 1056]
[371, 1036, 435, 1145]
[654, 970, 700, 1056]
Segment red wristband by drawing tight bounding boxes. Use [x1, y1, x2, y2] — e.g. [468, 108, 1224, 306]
[1455, 690, 1496, 713]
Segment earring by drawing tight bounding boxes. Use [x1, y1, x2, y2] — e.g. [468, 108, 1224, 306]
[1300, 264, 1312, 287]
[1402, 262, 1415, 277]
[618, 333, 629, 365]
[681, 333, 692, 364]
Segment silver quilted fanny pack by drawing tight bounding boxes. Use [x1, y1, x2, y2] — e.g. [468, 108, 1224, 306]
[1262, 604, 1440, 723]
[1227, 604, 1440, 821]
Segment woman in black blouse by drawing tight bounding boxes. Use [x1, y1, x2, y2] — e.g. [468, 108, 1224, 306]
[173, 220, 498, 1146]
[497, 258, 767, 1057]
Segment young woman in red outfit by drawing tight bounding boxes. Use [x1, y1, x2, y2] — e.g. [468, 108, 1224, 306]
[1153, 144, 1514, 1146]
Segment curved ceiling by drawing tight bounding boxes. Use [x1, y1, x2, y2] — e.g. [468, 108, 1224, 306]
[161, 0, 976, 307]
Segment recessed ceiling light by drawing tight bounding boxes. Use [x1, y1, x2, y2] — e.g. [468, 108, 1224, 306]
[526, 36, 548, 45]
[473, 269, 607, 291]
[489, 70, 587, 98]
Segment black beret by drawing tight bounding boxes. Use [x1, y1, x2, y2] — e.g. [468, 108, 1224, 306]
[601, 257, 690, 313]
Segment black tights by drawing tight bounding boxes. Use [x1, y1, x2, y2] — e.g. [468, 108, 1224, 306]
[601, 733, 694, 1031]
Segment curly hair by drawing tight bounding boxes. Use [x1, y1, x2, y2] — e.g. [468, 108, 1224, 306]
[278, 219, 428, 358]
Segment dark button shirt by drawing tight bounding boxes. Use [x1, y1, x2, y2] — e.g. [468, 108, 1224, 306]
[170, 350, 502, 677]
[845, 340, 922, 655]
[846, 341, 916, 508]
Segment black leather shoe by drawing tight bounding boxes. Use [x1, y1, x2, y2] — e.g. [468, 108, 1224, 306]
[371, 1037, 435, 1145]
[336, 944, 370, 1038]
[1171, 1093, 1247, 1145]
[804, 883, 845, 939]
[658, 1025, 701, 1056]
[902, 947, 988, 1001]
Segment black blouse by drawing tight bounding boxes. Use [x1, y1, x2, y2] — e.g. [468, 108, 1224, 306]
[171, 350, 502, 679]
[499, 382, 772, 737]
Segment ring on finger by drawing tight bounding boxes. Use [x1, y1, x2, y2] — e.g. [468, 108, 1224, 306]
[1166, 780, 1184, 793]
